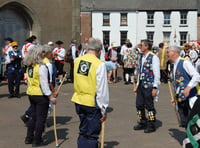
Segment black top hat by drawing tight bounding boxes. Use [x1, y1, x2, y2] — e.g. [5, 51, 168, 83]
[25, 37, 33, 43]
[4, 37, 13, 42]
[56, 40, 64, 45]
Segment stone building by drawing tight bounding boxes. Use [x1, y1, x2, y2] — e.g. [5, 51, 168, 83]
[0, 0, 80, 49]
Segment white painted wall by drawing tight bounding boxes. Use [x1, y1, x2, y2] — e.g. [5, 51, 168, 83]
[92, 10, 197, 47]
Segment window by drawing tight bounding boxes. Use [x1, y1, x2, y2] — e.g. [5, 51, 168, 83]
[120, 31, 127, 45]
[164, 11, 171, 25]
[163, 32, 171, 41]
[120, 13, 127, 26]
[103, 31, 110, 45]
[146, 32, 154, 42]
[147, 11, 154, 25]
[103, 13, 110, 26]
[180, 32, 187, 46]
[180, 11, 187, 25]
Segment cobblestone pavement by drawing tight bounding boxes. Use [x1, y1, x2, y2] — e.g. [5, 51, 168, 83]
[0, 76, 186, 148]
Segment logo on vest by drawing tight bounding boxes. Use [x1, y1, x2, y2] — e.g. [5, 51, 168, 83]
[78, 60, 91, 76]
[28, 67, 34, 78]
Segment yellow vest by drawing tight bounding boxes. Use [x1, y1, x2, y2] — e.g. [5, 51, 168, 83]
[71, 54, 102, 107]
[197, 84, 200, 95]
[43, 57, 50, 64]
[26, 64, 43, 95]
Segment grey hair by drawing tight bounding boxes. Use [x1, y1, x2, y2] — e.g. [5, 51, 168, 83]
[168, 46, 181, 55]
[87, 38, 102, 51]
[43, 44, 52, 56]
[23, 45, 44, 66]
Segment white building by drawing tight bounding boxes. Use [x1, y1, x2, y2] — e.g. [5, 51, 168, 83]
[81, 0, 198, 47]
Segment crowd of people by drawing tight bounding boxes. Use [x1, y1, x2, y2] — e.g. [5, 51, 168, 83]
[1, 35, 200, 147]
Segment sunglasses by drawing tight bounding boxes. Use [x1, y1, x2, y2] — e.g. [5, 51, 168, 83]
[13, 46, 18, 48]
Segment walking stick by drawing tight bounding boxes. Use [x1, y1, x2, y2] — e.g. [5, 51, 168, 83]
[100, 121, 105, 148]
[53, 73, 68, 148]
[132, 76, 137, 96]
[168, 80, 181, 125]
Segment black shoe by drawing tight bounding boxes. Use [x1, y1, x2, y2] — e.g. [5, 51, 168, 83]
[124, 81, 129, 85]
[15, 94, 21, 98]
[144, 127, 156, 133]
[32, 139, 44, 147]
[21, 114, 29, 125]
[25, 137, 33, 144]
[133, 123, 147, 130]
[8, 95, 14, 98]
[144, 125, 156, 133]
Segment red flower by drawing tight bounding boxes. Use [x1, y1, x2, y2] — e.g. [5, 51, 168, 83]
[149, 72, 153, 75]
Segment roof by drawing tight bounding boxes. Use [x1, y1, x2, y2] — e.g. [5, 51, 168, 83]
[81, 0, 198, 11]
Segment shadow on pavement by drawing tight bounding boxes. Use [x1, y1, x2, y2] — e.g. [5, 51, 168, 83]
[155, 119, 162, 129]
[104, 141, 119, 148]
[46, 116, 72, 127]
[44, 128, 69, 146]
[107, 107, 114, 113]
[168, 128, 186, 145]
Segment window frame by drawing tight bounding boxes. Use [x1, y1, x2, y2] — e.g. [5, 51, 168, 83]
[103, 31, 110, 46]
[103, 13, 110, 26]
[180, 32, 188, 46]
[163, 31, 171, 41]
[120, 13, 128, 26]
[120, 31, 128, 45]
[147, 11, 154, 25]
[146, 31, 154, 42]
[180, 11, 188, 25]
[163, 11, 171, 25]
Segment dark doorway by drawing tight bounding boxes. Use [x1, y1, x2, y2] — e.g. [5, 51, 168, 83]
[0, 7, 31, 50]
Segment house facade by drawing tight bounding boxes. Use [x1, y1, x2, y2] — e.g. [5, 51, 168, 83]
[81, 0, 198, 47]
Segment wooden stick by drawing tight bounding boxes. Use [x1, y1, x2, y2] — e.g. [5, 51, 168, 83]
[168, 81, 181, 125]
[53, 73, 67, 148]
[56, 73, 67, 93]
[100, 121, 105, 148]
[101, 121, 106, 148]
[132, 76, 137, 96]
[53, 105, 59, 147]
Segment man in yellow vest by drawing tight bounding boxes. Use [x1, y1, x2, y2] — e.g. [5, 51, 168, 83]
[71, 38, 109, 148]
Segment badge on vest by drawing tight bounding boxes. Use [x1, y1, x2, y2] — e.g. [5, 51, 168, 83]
[77, 60, 91, 76]
[28, 67, 34, 78]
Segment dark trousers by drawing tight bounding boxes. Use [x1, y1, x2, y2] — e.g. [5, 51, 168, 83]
[75, 103, 102, 148]
[136, 83, 156, 125]
[160, 69, 168, 83]
[7, 69, 21, 95]
[26, 95, 49, 142]
[70, 61, 74, 82]
[177, 100, 190, 127]
[54, 60, 64, 75]
[136, 83, 156, 113]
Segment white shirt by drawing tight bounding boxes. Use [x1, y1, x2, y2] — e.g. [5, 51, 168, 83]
[71, 44, 77, 60]
[39, 65, 52, 96]
[137, 52, 160, 88]
[4, 44, 13, 64]
[46, 62, 53, 82]
[96, 62, 109, 114]
[173, 57, 200, 88]
[53, 47, 66, 61]
[120, 44, 127, 56]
